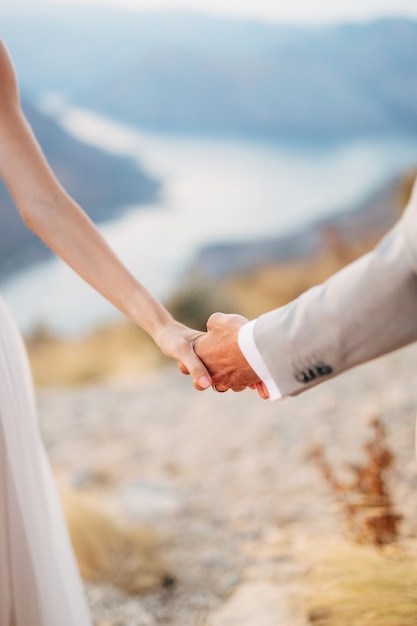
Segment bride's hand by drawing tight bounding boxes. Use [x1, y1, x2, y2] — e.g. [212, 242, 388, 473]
[154, 320, 212, 390]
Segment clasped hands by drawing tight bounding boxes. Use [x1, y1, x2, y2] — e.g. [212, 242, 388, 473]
[179, 312, 269, 400]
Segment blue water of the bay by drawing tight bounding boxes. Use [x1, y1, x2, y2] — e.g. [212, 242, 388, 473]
[2, 106, 417, 335]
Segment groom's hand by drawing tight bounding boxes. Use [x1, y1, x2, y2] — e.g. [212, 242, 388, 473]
[191, 312, 269, 398]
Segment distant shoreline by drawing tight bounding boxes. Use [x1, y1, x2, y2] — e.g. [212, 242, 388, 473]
[2, 124, 416, 339]
[188, 170, 416, 280]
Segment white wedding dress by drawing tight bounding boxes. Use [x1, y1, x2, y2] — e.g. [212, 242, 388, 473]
[0, 297, 92, 626]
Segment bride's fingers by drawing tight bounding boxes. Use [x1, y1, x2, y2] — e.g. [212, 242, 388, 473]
[178, 361, 190, 375]
[180, 348, 212, 390]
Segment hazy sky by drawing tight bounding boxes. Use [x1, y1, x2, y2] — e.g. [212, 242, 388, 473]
[11, 0, 417, 24]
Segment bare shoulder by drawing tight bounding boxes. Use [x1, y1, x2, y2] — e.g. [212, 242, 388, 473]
[0, 40, 20, 109]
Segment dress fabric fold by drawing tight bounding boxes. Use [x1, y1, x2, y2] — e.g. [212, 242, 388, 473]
[0, 296, 91, 626]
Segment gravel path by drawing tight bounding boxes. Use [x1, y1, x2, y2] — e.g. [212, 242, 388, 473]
[37, 343, 417, 626]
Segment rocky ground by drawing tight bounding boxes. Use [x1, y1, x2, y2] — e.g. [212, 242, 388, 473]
[37, 342, 417, 626]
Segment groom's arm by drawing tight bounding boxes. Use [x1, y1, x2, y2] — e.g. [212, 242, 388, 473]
[196, 178, 417, 398]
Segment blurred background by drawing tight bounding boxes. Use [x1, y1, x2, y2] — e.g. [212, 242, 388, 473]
[2, 3, 417, 625]
[1, 0, 417, 349]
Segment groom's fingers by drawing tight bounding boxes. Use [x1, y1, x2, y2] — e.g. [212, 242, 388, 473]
[206, 311, 248, 333]
[256, 381, 270, 400]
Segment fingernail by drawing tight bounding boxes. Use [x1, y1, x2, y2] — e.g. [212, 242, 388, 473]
[199, 375, 211, 388]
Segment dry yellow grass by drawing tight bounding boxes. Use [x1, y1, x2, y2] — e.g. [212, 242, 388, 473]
[308, 543, 417, 626]
[26, 319, 167, 387]
[223, 237, 377, 320]
[62, 490, 173, 595]
[310, 418, 402, 547]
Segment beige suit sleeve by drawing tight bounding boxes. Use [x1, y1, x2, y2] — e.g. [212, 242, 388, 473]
[253, 178, 417, 397]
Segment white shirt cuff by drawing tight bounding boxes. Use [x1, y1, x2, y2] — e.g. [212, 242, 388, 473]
[238, 319, 283, 401]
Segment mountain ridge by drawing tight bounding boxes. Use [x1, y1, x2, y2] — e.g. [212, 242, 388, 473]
[187, 171, 415, 279]
[1, 9, 416, 139]
[0, 99, 159, 282]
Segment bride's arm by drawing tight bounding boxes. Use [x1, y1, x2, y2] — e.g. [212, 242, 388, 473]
[0, 41, 211, 389]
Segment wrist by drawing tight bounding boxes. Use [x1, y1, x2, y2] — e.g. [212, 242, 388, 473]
[149, 313, 178, 348]
[151, 316, 185, 352]
[127, 288, 174, 342]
